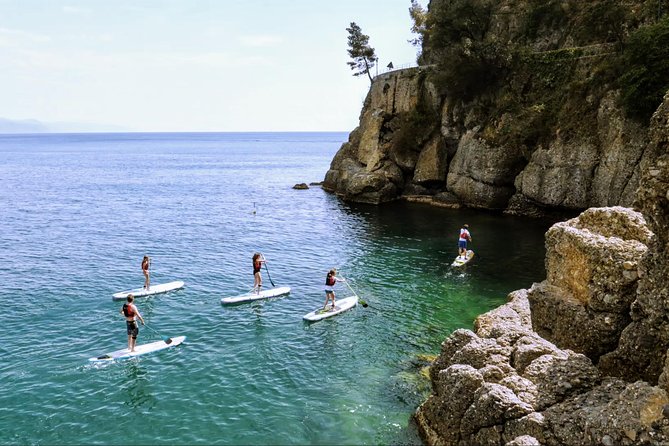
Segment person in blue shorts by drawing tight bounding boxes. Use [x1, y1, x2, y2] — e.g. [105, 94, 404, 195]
[458, 224, 472, 260]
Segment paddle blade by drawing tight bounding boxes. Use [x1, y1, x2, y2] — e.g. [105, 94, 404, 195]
[359, 299, 368, 308]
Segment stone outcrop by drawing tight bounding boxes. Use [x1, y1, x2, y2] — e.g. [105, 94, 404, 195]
[414, 92, 669, 445]
[415, 291, 669, 446]
[323, 68, 434, 204]
[323, 1, 657, 216]
[528, 207, 651, 360]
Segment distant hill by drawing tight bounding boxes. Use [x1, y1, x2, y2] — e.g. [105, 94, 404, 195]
[0, 118, 49, 133]
[0, 117, 130, 133]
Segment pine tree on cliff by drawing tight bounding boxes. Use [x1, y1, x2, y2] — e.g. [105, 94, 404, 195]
[346, 22, 377, 83]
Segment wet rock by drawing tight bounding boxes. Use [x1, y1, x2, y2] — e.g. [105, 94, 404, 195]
[292, 183, 309, 190]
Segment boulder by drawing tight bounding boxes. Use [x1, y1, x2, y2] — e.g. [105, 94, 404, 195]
[527, 207, 649, 360]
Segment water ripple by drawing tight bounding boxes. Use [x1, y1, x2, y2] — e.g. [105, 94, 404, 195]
[0, 133, 552, 445]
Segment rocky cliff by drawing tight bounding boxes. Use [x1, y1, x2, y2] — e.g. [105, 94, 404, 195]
[324, 0, 665, 217]
[412, 92, 669, 445]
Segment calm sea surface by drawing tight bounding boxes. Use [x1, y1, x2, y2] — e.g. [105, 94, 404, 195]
[0, 132, 554, 445]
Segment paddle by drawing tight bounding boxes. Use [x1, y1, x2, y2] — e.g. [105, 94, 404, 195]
[340, 276, 368, 308]
[262, 254, 276, 287]
[144, 324, 173, 344]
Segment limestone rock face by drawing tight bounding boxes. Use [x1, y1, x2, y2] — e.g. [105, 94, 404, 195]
[416, 93, 669, 444]
[415, 291, 669, 446]
[323, 68, 437, 204]
[598, 93, 669, 384]
[324, 2, 655, 216]
[446, 131, 525, 209]
[528, 207, 651, 360]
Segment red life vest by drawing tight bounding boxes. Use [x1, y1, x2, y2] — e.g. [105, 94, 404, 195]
[123, 303, 136, 318]
[325, 274, 336, 286]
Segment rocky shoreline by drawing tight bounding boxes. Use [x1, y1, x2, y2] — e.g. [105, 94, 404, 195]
[412, 93, 669, 445]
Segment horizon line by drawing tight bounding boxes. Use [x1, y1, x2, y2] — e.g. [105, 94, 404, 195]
[0, 130, 352, 135]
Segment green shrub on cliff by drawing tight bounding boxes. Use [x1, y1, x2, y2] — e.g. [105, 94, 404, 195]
[619, 16, 669, 122]
[423, 0, 510, 100]
[523, 0, 627, 45]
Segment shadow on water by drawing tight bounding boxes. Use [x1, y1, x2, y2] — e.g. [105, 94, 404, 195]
[120, 362, 156, 410]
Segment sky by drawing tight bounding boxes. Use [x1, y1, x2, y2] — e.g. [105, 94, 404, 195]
[0, 0, 421, 132]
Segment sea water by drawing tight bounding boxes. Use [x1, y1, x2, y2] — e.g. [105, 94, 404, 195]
[0, 132, 554, 445]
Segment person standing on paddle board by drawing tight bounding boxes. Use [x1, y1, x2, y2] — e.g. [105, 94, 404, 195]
[252, 253, 266, 294]
[458, 224, 472, 260]
[120, 294, 145, 352]
[323, 268, 345, 311]
[142, 255, 151, 290]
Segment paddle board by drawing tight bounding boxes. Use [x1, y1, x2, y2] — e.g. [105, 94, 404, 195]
[88, 336, 186, 362]
[303, 296, 358, 322]
[112, 281, 185, 300]
[452, 250, 474, 267]
[221, 286, 291, 305]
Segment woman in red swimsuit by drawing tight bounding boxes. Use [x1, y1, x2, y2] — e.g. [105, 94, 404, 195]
[252, 253, 266, 294]
[142, 255, 151, 290]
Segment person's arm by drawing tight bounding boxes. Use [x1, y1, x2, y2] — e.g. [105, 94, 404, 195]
[134, 305, 145, 325]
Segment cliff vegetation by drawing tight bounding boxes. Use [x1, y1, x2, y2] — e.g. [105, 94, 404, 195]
[324, 0, 669, 217]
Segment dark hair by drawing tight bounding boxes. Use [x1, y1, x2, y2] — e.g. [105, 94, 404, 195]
[127, 294, 134, 303]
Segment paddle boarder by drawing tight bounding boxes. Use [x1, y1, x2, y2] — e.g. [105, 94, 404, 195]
[323, 268, 345, 311]
[120, 294, 145, 352]
[252, 253, 266, 294]
[458, 224, 472, 260]
[142, 255, 151, 290]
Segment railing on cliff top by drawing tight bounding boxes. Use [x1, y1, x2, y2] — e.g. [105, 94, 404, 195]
[372, 61, 421, 79]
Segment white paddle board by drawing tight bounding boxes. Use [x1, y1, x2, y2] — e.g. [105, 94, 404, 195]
[88, 336, 186, 362]
[221, 286, 291, 305]
[452, 250, 474, 267]
[303, 296, 358, 322]
[112, 281, 185, 300]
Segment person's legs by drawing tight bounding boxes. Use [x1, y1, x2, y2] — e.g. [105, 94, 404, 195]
[323, 291, 333, 309]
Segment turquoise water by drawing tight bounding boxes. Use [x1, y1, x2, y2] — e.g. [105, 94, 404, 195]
[0, 133, 554, 445]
